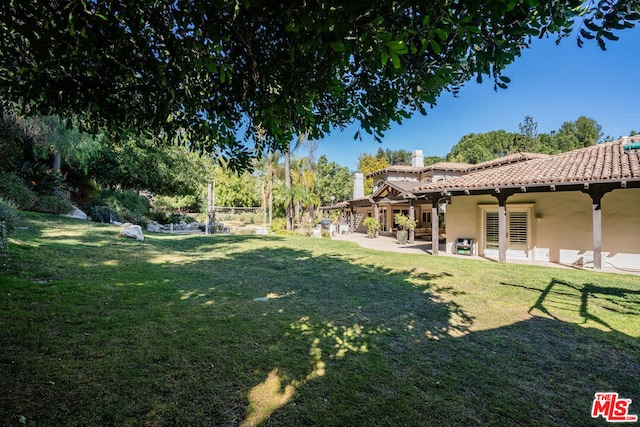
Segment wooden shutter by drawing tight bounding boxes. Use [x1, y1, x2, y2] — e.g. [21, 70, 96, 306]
[485, 211, 499, 249]
[508, 211, 528, 249]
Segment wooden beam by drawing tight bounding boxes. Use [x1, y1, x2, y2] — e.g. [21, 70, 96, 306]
[492, 191, 515, 263]
[582, 184, 614, 272]
[374, 203, 379, 237]
[431, 198, 439, 256]
[409, 203, 415, 244]
[592, 200, 602, 271]
[498, 199, 507, 263]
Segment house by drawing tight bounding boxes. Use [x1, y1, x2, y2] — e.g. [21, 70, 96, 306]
[336, 137, 640, 271]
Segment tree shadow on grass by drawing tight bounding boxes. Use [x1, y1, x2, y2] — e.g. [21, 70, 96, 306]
[2, 223, 640, 426]
[502, 278, 640, 332]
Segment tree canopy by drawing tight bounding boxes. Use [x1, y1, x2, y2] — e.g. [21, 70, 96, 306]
[2, 1, 639, 170]
[445, 116, 604, 164]
[357, 154, 390, 195]
[316, 155, 352, 204]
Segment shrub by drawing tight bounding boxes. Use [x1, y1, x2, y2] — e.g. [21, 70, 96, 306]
[217, 213, 239, 222]
[87, 205, 120, 223]
[394, 213, 417, 231]
[0, 198, 19, 255]
[86, 189, 150, 224]
[32, 195, 74, 214]
[19, 162, 67, 195]
[147, 210, 168, 223]
[0, 171, 36, 209]
[363, 216, 381, 235]
[270, 217, 286, 232]
[0, 198, 19, 233]
[239, 212, 262, 224]
[166, 213, 196, 224]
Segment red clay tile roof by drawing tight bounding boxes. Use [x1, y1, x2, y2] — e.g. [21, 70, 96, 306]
[424, 162, 472, 171]
[414, 137, 640, 193]
[367, 153, 549, 178]
[466, 152, 549, 171]
[366, 165, 424, 178]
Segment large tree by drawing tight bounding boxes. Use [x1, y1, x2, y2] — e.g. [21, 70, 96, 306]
[446, 130, 519, 164]
[316, 155, 352, 204]
[357, 154, 390, 195]
[2, 1, 638, 170]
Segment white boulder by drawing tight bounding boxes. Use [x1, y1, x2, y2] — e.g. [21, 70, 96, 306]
[119, 224, 144, 241]
[61, 206, 88, 220]
[146, 221, 161, 232]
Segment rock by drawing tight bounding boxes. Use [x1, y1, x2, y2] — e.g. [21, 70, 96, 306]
[146, 221, 161, 232]
[61, 206, 88, 220]
[111, 220, 123, 226]
[119, 224, 144, 241]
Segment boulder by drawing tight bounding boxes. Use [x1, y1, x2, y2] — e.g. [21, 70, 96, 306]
[61, 206, 88, 220]
[119, 224, 144, 241]
[146, 221, 161, 232]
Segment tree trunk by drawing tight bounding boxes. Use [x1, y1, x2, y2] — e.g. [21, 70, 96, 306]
[52, 151, 62, 171]
[285, 151, 293, 231]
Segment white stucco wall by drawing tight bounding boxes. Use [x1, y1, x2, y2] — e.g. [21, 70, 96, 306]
[444, 188, 640, 270]
[601, 188, 640, 270]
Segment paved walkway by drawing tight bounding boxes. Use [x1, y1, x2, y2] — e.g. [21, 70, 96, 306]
[331, 232, 640, 276]
[332, 232, 449, 256]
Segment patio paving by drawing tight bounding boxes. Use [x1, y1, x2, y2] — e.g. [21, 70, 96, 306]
[330, 232, 640, 276]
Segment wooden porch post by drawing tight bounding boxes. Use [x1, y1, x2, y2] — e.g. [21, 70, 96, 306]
[350, 208, 355, 233]
[592, 199, 602, 271]
[498, 198, 507, 263]
[584, 185, 611, 272]
[431, 198, 439, 255]
[374, 203, 379, 236]
[493, 191, 513, 263]
[409, 202, 415, 244]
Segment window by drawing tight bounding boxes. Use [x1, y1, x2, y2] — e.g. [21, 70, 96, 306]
[479, 204, 533, 256]
[485, 211, 499, 249]
[508, 211, 528, 249]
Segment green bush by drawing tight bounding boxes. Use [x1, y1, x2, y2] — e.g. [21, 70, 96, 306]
[0, 198, 19, 255]
[87, 189, 150, 224]
[217, 213, 239, 222]
[270, 217, 286, 232]
[147, 210, 168, 223]
[32, 195, 74, 214]
[0, 171, 36, 209]
[166, 213, 196, 224]
[20, 162, 67, 195]
[87, 205, 120, 223]
[0, 197, 19, 233]
[239, 212, 262, 224]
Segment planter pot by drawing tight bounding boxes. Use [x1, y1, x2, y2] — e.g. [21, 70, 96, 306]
[367, 230, 376, 239]
[397, 229, 408, 244]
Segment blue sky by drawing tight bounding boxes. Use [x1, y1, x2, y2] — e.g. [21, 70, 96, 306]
[312, 26, 640, 171]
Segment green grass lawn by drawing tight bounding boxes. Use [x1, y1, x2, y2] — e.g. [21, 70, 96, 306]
[1, 213, 639, 426]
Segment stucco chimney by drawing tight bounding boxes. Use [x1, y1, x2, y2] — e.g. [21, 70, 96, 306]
[353, 173, 364, 199]
[411, 150, 424, 167]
